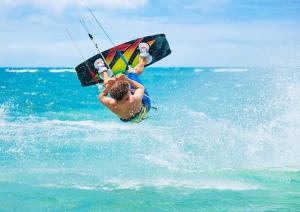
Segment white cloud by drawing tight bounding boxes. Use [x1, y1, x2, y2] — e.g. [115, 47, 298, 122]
[0, 0, 300, 67]
[183, 0, 230, 12]
[0, 0, 148, 12]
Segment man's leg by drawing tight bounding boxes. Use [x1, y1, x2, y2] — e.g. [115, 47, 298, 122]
[133, 56, 147, 76]
[134, 42, 152, 76]
[94, 58, 113, 85]
[127, 56, 151, 111]
[101, 71, 110, 84]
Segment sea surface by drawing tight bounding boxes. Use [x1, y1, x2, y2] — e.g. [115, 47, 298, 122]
[0, 66, 300, 211]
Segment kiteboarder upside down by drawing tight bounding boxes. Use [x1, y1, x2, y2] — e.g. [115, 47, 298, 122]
[95, 43, 152, 123]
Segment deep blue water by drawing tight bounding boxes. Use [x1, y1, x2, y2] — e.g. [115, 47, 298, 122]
[1, 67, 300, 211]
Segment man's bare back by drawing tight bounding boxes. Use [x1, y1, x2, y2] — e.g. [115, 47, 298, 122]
[99, 74, 145, 120]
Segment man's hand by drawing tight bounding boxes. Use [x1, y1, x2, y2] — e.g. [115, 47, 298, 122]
[99, 77, 116, 106]
[104, 77, 116, 87]
[116, 74, 127, 81]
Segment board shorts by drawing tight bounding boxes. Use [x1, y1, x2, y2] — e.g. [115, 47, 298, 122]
[119, 72, 151, 123]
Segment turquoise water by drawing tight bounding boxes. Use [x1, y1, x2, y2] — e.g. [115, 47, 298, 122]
[1, 67, 300, 211]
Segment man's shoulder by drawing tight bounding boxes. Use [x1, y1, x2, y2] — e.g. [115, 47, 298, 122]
[129, 95, 143, 104]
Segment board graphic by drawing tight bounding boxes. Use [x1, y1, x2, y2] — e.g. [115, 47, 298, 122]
[75, 34, 171, 86]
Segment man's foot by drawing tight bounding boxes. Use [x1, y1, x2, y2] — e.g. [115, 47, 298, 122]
[139, 42, 150, 57]
[94, 58, 113, 79]
[94, 58, 107, 72]
[138, 43, 152, 64]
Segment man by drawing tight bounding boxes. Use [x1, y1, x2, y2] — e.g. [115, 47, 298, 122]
[94, 43, 152, 123]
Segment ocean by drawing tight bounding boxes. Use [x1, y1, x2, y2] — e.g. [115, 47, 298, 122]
[0, 66, 300, 211]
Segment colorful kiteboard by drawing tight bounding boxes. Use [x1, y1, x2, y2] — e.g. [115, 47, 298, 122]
[75, 34, 171, 86]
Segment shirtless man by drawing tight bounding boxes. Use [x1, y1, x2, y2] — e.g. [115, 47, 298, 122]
[94, 43, 152, 123]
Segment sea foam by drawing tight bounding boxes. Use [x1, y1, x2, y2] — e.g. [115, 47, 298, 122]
[213, 68, 248, 73]
[194, 68, 204, 73]
[5, 68, 38, 73]
[49, 68, 75, 73]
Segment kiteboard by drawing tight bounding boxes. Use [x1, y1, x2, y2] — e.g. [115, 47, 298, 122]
[75, 34, 171, 86]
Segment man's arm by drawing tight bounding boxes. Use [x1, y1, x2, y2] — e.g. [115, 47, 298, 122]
[98, 78, 116, 106]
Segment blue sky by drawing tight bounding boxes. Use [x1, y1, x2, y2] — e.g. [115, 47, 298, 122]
[0, 0, 299, 67]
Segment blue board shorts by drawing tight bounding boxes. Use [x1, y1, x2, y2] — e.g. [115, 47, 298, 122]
[127, 73, 151, 111]
[119, 73, 151, 123]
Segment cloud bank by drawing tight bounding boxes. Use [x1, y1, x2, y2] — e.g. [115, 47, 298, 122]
[0, 0, 299, 67]
[0, 0, 148, 12]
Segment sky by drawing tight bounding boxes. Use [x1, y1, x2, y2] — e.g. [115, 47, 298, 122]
[0, 0, 300, 67]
